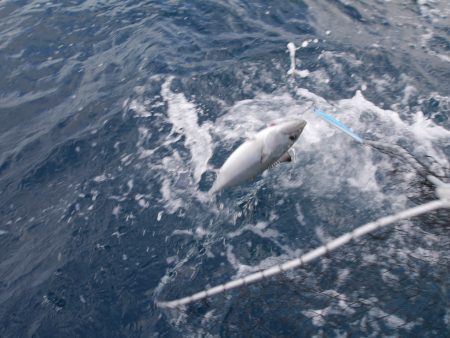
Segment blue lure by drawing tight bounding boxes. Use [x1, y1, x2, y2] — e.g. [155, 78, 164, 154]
[314, 108, 364, 144]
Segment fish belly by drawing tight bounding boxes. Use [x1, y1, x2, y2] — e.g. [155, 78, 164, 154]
[213, 140, 263, 192]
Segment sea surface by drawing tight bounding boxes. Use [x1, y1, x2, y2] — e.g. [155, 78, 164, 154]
[1, 0, 450, 337]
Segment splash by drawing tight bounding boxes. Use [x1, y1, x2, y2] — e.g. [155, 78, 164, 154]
[161, 77, 213, 185]
[287, 42, 310, 78]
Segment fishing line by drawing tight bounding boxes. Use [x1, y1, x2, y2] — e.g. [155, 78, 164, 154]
[156, 107, 450, 309]
[157, 184, 449, 308]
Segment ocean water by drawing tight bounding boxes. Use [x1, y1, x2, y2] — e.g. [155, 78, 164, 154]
[1, 0, 449, 337]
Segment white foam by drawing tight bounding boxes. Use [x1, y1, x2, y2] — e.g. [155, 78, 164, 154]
[123, 80, 216, 213]
[112, 206, 120, 217]
[157, 211, 163, 221]
[160, 175, 184, 214]
[347, 158, 380, 193]
[339, 90, 450, 170]
[161, 77, 213, 184]
[129, 99, 151, 117]
[224, 220, 304, 279]
[297, 69, 310, 78]
[153, 61, 449, 325]
[287, 42, 297, 76]
[417, 0, 448, 23]
[302, 290, 355, 327]
[367, 307, 410, 329]
[287, 42, 310, 78]
[93, 174, 108, 182]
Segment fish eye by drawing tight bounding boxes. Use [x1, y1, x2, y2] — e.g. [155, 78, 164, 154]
[289, 135, 296, 141]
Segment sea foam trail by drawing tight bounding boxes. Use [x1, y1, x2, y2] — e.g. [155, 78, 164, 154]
[161, 77, 213, 185]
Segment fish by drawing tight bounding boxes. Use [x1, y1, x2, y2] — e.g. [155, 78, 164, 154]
[210, 118, 306, 193]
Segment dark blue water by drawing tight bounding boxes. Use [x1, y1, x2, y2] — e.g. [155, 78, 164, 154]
[1, 1, 449, 337]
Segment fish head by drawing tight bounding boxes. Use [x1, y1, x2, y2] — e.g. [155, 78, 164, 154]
[259, 118, 307, 164]
[276, 118, 307, 147]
